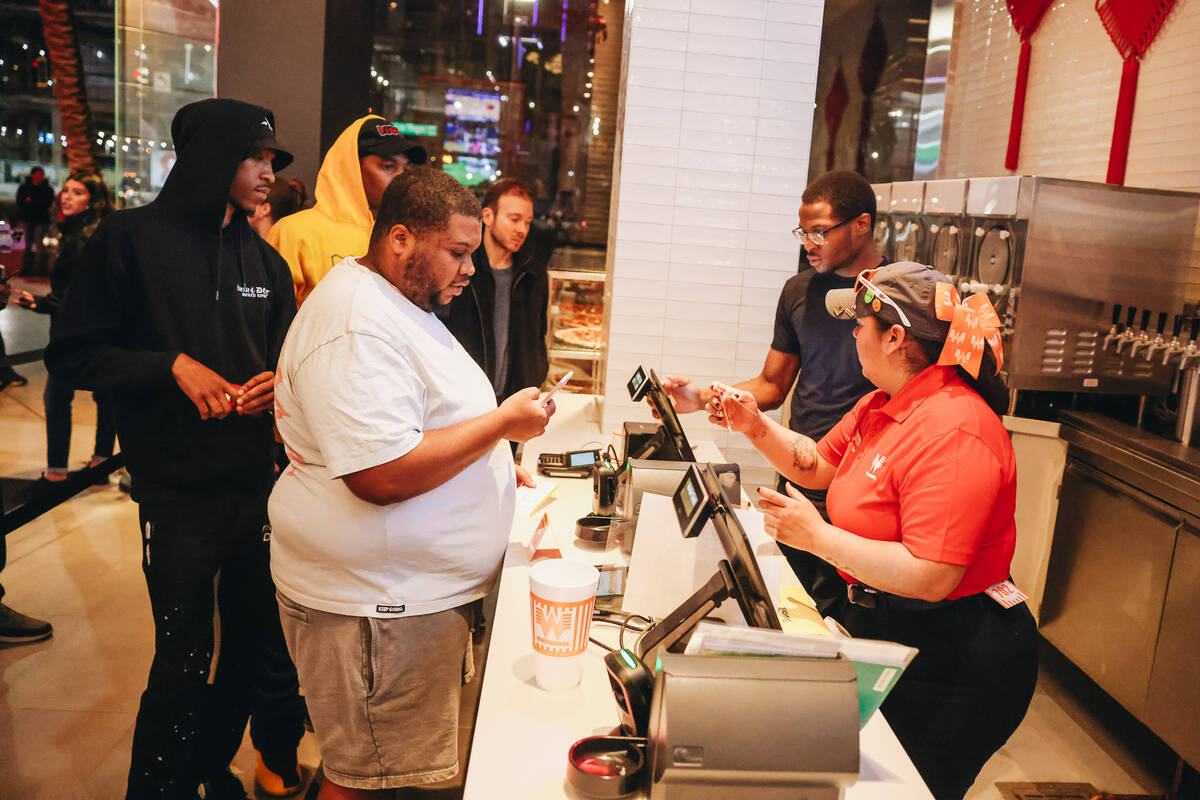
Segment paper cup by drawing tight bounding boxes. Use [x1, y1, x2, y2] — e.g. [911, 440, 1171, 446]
[529, 559, 600, 691]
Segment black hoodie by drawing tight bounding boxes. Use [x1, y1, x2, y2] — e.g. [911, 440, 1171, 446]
[46, 99, 298, 504]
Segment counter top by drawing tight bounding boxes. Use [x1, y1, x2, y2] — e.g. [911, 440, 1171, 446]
[1059, 411, 1200, 482]
[1057, 410, 1200, 519]
[461, 393, 932, 799]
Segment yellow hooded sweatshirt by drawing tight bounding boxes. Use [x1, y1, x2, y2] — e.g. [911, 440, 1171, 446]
[267, 115, 380, 305]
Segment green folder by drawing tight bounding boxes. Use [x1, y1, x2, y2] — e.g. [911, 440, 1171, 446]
[837, 637, 918, 728]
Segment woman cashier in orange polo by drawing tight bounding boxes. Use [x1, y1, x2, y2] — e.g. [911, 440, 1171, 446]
[711, 262, 1038, 800]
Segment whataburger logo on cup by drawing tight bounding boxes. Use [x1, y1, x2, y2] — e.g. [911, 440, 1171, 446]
[531, 592, 595, 657]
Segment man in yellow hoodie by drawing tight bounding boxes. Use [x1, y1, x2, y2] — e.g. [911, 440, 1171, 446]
[268, 116, 427, 305]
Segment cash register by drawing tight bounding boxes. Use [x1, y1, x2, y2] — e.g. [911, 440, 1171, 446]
[605, 367, 741, 553]
[568, 464, 861, 800]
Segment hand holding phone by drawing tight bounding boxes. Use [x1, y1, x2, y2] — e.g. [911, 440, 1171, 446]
[542, 370, 573, 407]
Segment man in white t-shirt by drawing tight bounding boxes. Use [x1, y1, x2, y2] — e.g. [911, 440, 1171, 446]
[269, 167, 553, 797]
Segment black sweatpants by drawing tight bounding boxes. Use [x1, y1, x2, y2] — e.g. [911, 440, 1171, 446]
[838, 593, 1039, 800]
[126, 489, 305, 799]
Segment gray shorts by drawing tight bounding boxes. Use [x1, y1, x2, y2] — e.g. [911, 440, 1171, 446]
[277, 592, 478, 790]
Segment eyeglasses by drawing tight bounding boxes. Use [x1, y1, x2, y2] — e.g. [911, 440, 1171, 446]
[855, 268, 911, 328]
[792, 216, 855, 245]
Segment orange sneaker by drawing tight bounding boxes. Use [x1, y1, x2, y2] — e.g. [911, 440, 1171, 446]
[254, 752, 301, 797]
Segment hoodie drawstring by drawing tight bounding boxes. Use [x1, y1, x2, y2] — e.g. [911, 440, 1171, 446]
[214, 217, 249, 302]
[215, 221, 221, 301]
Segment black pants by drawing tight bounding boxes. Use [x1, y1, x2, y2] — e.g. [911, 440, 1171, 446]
[126, 490, 306, 799]
[0, 316, 23, 383]
[838, 593, 1039, 800]
[0, 529, 7, 602]
[775, 476, 847, 618]
[43, 372, 116, 470]
[21, 223, 49, 275]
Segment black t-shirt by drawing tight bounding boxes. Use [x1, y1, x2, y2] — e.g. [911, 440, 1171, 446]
[771, 269, 876, 441]
[491, 266, 514, 394]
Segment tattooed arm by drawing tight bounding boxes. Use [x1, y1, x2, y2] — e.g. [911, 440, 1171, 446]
[709, 383, 837, 490]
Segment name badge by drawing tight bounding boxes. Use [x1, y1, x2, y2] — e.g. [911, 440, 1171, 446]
[985, 580, 1028, 609]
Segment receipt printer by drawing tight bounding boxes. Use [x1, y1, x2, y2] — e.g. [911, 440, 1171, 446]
[647, 653, 859, 800]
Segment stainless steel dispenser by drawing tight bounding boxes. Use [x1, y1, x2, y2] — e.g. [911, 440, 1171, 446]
[870, 182, 893, 260]
[964, 176, 1200, 396]
[922, 178, 971, 287]
[887, 180, 927, 264]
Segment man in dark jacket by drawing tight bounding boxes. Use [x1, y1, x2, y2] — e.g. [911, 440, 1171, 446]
[46, 99, 306, 800]
[443, 179, 549, 402]
[16, 166, 54, 275]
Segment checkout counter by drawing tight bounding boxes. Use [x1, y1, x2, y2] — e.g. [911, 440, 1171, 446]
[461, 393, 933, 799]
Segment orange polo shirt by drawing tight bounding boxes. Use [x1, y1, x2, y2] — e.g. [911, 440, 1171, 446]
[816, 365, 1017, 600]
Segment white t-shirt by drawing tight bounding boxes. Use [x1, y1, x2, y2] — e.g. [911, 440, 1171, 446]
[269, 258, 515, 618]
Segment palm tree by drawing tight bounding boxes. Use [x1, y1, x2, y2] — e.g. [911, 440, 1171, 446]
[38, 0, 101, 174]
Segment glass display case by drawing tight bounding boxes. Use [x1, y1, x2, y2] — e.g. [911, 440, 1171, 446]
[546, 267, 605, 396]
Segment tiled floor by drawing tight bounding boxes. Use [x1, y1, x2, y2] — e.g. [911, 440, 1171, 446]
[0, 305, 1181, 799]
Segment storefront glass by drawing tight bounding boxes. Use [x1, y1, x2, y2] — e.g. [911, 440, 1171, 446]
[809, 0, 933, 183]
[0, 0, 117, 203]
[114, 0, 217, 206]
[366, 0, 619, 248]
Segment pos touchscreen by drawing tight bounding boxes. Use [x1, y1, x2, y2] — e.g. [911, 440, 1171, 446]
[636, 464, 782, 662]
[625, 366, 696, 463]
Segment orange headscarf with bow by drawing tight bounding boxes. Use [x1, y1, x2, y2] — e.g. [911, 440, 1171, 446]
[933, 283, 1004, 378]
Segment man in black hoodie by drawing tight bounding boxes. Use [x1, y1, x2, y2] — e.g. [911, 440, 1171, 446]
[46, 99, 305, 800]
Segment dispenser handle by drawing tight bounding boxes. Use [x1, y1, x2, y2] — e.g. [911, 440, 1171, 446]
[1140, 309, 1152, 330]
[1174, 314, 1185, 337]
[1126, 306, 1138, 327]
[1157, 312, 1168, 334]
[1112, 304, 1123, 325]
[1191, 317, 1200, 341]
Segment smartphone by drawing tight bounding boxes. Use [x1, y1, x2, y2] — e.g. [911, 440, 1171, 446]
[597, 564, 628, 598]
[594, 565, 627, 613]
[541, 370, 573, 407]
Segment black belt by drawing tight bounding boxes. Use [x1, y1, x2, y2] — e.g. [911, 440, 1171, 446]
[846, 582, 968, 612]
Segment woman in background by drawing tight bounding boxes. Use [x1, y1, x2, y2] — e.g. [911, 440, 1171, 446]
[250, 178, 308, 238]
[17, 171, 116, 483]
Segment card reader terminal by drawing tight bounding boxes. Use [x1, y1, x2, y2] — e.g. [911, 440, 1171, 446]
[537, 448, 601, 478]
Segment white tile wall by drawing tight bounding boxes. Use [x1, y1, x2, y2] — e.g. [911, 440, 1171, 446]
[939, 0, 1200, 295]
[603, 0, 823, 485]
[941, 0, 1200, 193]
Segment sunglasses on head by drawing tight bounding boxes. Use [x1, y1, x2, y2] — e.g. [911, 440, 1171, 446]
[855, 269, 911, 328]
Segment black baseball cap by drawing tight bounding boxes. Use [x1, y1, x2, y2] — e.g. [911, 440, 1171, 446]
[358, 120, 428, 165]
[251, 113, 294, 171]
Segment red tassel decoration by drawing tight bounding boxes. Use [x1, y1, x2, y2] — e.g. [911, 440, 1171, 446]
[1003, 0, 1054, 171]
[1096, 0, 1177, 185]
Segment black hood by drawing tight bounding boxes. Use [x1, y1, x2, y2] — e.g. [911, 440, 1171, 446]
[157, 98, 283, 229]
